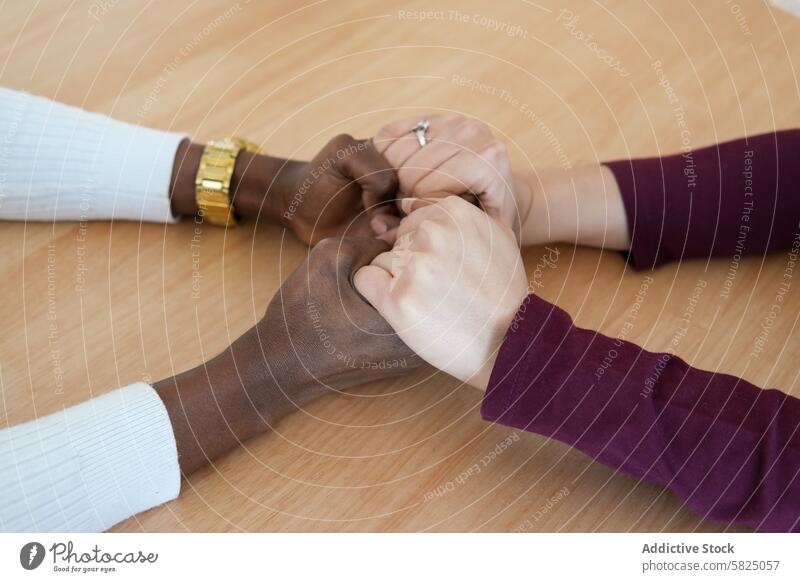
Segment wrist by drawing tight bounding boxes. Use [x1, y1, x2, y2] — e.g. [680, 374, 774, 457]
[169, 141, 306, 224]
[226, 320, 330, 427]
[519, 171, 572, 247]
[153, 354, 268, 476]
[469, 288, 528, 392]
[519, 164, 630, 249]
[231, 152, 287, 222]
[170, 140, 203, 217]
[233, 153, 307, 224]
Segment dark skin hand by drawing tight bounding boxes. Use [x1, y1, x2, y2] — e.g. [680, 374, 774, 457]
[154, 237, 422, 475]
[170, 135, 401, 245]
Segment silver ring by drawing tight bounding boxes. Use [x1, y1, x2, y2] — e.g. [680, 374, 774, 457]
[411, 119, 430, 147]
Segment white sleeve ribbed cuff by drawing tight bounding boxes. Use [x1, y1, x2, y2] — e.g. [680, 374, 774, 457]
[0, 86, 187, 223]
[96, 118, 187, 223]
[0, 382, 180, 532]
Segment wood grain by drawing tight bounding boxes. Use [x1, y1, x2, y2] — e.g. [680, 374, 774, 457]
[0, 0, 797, 532]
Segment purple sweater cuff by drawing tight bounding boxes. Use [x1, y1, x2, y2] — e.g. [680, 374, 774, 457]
[483, 294, 800, 532]
[605, 130, 800, 270]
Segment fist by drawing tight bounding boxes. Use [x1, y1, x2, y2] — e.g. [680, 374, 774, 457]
[254, 236, 422, 422]
[354, 196, 528, 390]
[275, 135, 401, 245]
[374, 114, 521, 237]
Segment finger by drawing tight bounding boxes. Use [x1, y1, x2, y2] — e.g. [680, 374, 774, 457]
[331, 135, 399, 217]
[370, 250, 395, 273]
[395, 146, 461, 198]
[382, 133, 427, 176]
[371, 247, 413, 277]
[373, 119, 418, 157]
[395, 194, 483, 241]
[412, 153, 495, 210]
[396, 124, 489, 195]
[377, 226, 399, 244]
[401, 192, 481, 215]
[340, 212, 376, 239]
[370, 213, 401, 236]
[374, 114, 454, 156]
[393, 199, 450, 240]
[354, 265, 392, 311]
[399, 196, 444, 215]
[311, 235, 390, 275]
[379, 114, 461, 170]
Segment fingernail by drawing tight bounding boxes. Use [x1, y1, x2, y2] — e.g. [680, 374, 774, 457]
[371, 217, 388, 235]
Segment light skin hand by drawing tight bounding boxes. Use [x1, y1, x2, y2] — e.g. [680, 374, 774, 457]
[354, 195, 529, 391]
[374, 114, 527, 241]
[374, 114, 630, 250]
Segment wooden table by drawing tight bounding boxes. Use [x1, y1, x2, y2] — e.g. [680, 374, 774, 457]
[1, 0, 798, 532]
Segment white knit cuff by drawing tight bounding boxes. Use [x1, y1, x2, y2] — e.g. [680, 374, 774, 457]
[0, 87, 187, 223]
[0, 382, 180, 532]
[95, 120, 187, 223]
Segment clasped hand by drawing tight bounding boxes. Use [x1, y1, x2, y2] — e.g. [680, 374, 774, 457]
[244, 114, 530, 422]
[267, 115, 529, 406]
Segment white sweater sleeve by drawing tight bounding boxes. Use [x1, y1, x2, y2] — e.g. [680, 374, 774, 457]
[0, 87, 188, 223]
[0, 382, 180, 532]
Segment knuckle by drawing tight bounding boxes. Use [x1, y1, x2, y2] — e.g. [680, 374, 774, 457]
[464, 118, 484, 131]
[329, 133, 356, 152]
[487, 139, 507, 155]
[398, 170, 420, 194]
[378, 169, 400, 194]
[444, 195, 474, 219]
[391, 282, 419, 314]
[442, 194, 465, 209]
[309, 237, 343, 278]
[374, 125, 393, 143]
[410, 184, 452, 202]
[406, 257, 446, 294]
[441, 113, 466, 127]
[408, 253, 434, 276]
[312, 236, 340, 258]
[460, 118, 488, 139]
[417, 218, 445, 241]
[397, 165, 420, 183]
[482, 140, 507, 161]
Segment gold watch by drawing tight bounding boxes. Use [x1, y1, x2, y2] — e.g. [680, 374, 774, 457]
[195, 136, 262, 227]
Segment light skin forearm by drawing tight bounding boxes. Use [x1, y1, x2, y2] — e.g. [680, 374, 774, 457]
[517, 164, 630, 250]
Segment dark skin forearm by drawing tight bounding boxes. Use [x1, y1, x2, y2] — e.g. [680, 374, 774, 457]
[158, 135, 406, 475]
[160, 141, 306, 475]
[152, 328, 277, 476]
[152, 237, 421, 477]
[169, 139, 304, 223]
[168, 135, 401, 245]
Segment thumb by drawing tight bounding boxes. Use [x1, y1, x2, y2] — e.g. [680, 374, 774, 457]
[354, 265, 392, 312]
[399, 196, 440, 215]
[397, 190, 481, 216]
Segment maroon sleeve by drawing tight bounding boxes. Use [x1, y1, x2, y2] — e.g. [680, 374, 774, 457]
[482, 294, 800, 532]
[604, 130, 800, 270]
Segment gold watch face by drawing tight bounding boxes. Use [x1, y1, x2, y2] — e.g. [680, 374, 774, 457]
[224, 136, 262, 153]
[195, 138, 250, 227]
[215, 138, 237, 149]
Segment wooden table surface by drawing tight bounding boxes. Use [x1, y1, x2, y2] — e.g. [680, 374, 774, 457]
[1, 0, 798, 532]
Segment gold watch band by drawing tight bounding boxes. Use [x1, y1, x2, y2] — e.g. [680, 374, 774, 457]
[195, 136, 262, 227]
